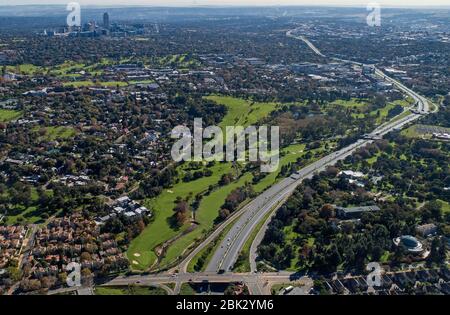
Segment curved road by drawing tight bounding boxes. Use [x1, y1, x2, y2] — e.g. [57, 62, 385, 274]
[103, 28, 437, 296]
[205, 29, 433, 274]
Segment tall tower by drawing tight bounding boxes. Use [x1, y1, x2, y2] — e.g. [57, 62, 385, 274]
[103, 12, 110, 29]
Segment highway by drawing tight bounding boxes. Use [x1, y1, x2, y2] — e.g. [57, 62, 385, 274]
[204, 29, 433, 274]
[101, 28, 435, 296]
[104, 271, 313, 295]
[286, 31, 326, 58]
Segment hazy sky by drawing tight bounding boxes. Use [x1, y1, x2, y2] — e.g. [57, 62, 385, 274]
[1, 0, 449, 7]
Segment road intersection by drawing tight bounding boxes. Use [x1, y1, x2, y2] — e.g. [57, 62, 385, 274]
[104, 28, 435, 296]
[204, 29, 433, 274]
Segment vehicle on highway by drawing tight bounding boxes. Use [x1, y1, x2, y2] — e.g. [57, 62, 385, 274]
[283, 286, 294, 294]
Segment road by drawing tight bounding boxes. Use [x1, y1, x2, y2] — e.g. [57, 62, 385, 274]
[100, 28, 435, 296]
[204, 29, 432, 274]
[287, 31, 326, 58]
[104, 271, 312, 295]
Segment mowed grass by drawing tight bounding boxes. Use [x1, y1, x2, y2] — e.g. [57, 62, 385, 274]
[402, 124, 450, 139]
[34, 126, 77, 141]
[50, 61, 86, 76]
[0, 109, 22, 122]
[182, 143, 318, 271]
[95, 286, 167, 295]
[128, 96, 281, 270]
[373, 99, 410, 124]
[401, 125, 423, 139]
[438, 200, 450, 214]
[128, 142, 326, 269]
[332, 98, 369, 108]
[4, 188, 53, 225]
[160, 171, 253, 266]
[127, 162, 234, 270]
[6, 64, 44, 75]
[205, 95, 279, 129]
[180, 283, 197, 295]
[348, 98, 410, 122]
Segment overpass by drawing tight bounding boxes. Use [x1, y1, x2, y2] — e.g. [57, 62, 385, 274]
[203, 29, 434, 274]
[103, 271, 312, 295]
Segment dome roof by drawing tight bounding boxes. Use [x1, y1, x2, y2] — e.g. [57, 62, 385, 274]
[399, 235, 419, 248]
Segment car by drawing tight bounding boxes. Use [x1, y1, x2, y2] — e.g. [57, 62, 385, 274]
[284, 286, 294, 294]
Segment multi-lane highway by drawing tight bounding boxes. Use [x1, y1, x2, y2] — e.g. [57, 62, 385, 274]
[104, 271, 312, 295]
[103, 28, 435, 296]
[204, 29, 433, 274]
[287, 31, 326, 58]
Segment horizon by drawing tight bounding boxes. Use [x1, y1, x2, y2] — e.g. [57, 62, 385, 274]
[1, 1, 450, 9]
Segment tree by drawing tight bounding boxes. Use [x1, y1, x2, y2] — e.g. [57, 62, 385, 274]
[319, 204, 335, 220]
[427, 237, 446, 266]
[218, 208, 230, 221]
[80, 252, 92, 262]
[325, 245, 342, 272]
[20, 279, 42, 292]
[392, 243, 407, 266]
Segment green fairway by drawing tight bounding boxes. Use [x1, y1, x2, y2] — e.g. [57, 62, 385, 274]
[438, 200, 450, 214]
[160, 171, 253, 266]
[332, 98, 369, 108]
[127, 162, 234, 270]
[127, 140, 328, 270]
[50, 61, 86, 77]
[126, 95, 332, 270]
[6, 64, 44, 75]
[373, 99, 409, 123]
[127, 95, 282, 270]
[0, 109, 22, 122]
[348, 98, 410, 122]
[205, 95, 279, 129]
[34, 126, 77, 141]
[162, 142, 324, 268]
[51, 60, 114, 77]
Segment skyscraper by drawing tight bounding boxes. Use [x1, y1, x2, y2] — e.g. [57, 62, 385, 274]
[103, 12, 110, 29]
